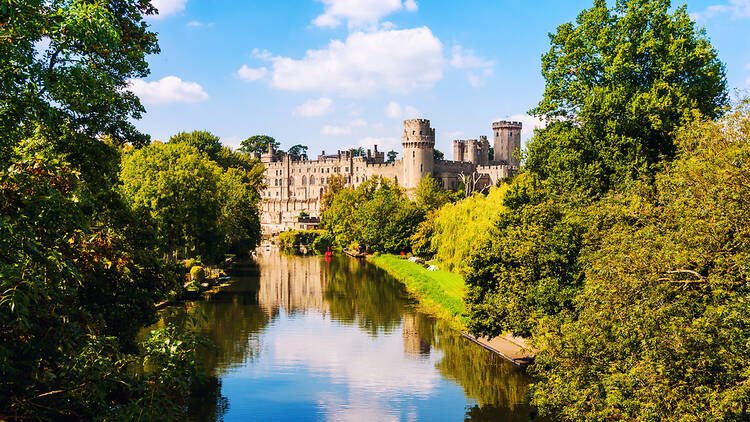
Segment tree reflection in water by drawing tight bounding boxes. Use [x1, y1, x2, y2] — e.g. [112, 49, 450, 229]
[150, 252, 541, 421]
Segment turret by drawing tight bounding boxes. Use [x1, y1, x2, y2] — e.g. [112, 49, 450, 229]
[260, 142, 276, 164]
[453, 139, 465, 162]
[492, 121, 522, 167]
[402, 119, 435, 189]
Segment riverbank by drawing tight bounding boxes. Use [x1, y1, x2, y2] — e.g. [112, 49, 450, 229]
[368, 253, 534, 366]
[368, 254, 466, 329]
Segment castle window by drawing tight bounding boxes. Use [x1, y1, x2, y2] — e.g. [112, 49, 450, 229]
[310, 176, 315, 184]
[420, 164, 423, 172]
[302, 176, 307, 185]
[289, 177, 294, 186]
[413, 151, 415, 158]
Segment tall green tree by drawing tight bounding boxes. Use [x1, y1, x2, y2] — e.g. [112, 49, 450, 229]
[120, 142, 225, 263]
[528, 0, 727, 195]
[287, 144, 309, 160]
[239, 135, 279, 155]
[0, 1, 209, 419]
[530, 102, 750, 421]
[414, 174, 450, 211]
[321, 177, 425, 253]
[464, 0, 729, 341]
[169, 130, 223, 160]
[386, 150, 398, 164]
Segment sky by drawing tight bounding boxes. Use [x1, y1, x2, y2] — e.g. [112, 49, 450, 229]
[129, 0, 750, 159]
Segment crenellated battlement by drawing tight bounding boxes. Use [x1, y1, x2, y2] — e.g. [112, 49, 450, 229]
[260, 116, 522, 234]
[402, 119, 435, 147]
[492, 121, 523, 129]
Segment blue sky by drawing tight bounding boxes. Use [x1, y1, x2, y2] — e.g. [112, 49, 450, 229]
[130, 0, 750, 158]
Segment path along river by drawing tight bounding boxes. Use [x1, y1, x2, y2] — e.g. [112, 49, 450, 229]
[151, 249, 544, 421]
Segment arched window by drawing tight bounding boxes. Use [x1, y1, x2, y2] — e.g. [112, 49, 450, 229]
[302, 176, 307, 185]
[289, 177, 294, 186]
[310, 176, 315, 185]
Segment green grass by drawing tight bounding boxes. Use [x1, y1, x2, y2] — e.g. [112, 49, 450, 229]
[368, 254, 466, 328]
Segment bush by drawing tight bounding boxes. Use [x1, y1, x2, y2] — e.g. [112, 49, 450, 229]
[279, 229, 326, 253]
[312, 231, 334, 254]
[190, 266, 206, 283]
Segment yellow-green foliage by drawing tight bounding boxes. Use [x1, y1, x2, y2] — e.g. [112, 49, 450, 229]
[432, 185, 509, 272]
[369, 254, 466, 327]
[278, 229, 327, 253]
[189, 265, 205, 283]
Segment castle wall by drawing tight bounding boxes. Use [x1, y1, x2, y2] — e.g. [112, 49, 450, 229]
[259, 119, 521, 234]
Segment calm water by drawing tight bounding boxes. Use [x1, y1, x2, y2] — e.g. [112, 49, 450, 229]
[154, 250, 542, 421]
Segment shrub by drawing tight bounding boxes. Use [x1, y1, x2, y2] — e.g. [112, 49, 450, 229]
[312, 231, 334, 254]
[190, 266, 206, 283]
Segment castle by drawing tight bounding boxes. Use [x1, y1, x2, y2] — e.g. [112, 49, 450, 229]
[260, 119, 522, 234]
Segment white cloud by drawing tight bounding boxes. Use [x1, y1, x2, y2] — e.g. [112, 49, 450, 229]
[187, 20, 213, 27]
[293, 97, 334, 117]
[313, 0, 417, 29]
[358, 136, 400, 151]
[236, 65, 268, 81]
[252, 48, 272, 61]
[445, 131, 462, 139]
[265, 27, 444, 97]
[745, 62, 750, 70]
[150, 0, 187, 19]
[126, 76, 208, 105]
[322, 119, 367, 135]
[692, 0, 750, 20]
[450, 45, 495, 88]
[497, 114, 547, 147]
[384, 101, 421, 119]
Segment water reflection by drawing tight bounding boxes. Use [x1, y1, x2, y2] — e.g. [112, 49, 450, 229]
[158, 250, 541, 421]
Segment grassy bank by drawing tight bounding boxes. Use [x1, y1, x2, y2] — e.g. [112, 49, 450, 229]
[368, 254, 466, 328]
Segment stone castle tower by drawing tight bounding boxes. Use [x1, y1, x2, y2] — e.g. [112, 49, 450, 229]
[402, 119, 435, 189]
[493, 121, 522, 167]
[453, 136, 490, 165]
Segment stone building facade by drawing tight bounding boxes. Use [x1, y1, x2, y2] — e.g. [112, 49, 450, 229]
[260, 119, 522, 234]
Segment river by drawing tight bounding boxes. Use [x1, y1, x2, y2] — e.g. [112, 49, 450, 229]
[153, 250, 542, 421]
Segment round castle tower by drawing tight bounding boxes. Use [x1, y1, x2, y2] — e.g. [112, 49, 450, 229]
[492, 121, 522, 167]
[402, 119, 435, 189]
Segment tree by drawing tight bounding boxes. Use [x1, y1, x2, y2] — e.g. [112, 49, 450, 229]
[320, 174, 347, 211]
[530, 102, 750, 420]
[386, 150, 398, 164]
[121, 142, 225, 263]
[414, 174, 450, 211]
[0, 1, 208, 419]
[433, 149, 444, 160]
[321, 177, 425, 253]
[528, 0, 727, 195]
[169, 130, 222, 160]
[239, 135, 279, 155]
[219, 167, 263, 254]
[464, 0, 730, 342]
[287, 144, 309, 160]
